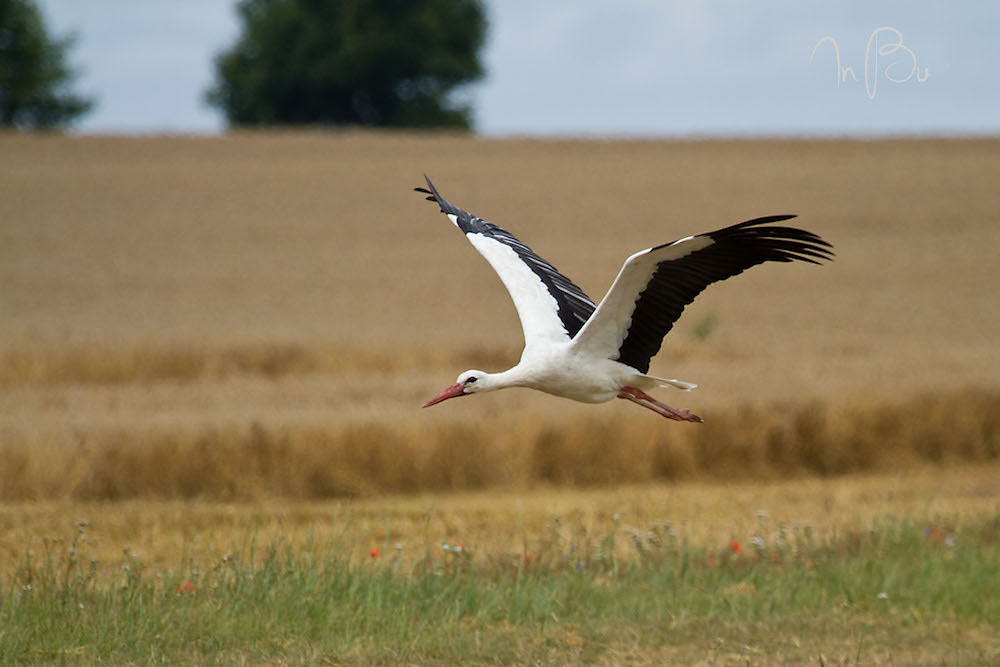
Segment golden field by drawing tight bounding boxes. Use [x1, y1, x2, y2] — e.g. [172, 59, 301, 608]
[1, 132, 999, 503]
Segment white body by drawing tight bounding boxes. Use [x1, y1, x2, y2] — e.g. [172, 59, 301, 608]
[479, 343, 693, 404]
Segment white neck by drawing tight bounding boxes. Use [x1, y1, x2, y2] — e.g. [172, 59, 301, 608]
[469, 364, 538, 393]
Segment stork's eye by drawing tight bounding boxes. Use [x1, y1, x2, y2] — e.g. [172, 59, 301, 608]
[464, 376, 477, 385]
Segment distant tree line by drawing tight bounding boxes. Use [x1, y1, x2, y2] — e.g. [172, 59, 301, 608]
[0, 0, 486, 132]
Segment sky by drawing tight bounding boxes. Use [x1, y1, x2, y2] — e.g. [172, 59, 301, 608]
[35, 1, 1000, 137]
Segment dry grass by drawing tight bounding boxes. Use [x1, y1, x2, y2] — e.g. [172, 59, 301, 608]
[2, 132, 999, 500]
[1, 387, 997, 501]
[3, 462, 998, 582]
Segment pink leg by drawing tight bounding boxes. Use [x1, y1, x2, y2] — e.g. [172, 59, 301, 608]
[617, 386, 703, 423]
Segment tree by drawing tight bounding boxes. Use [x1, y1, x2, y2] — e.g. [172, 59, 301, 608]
[0, 0, 92, 129]
[206, 0, 486, 129]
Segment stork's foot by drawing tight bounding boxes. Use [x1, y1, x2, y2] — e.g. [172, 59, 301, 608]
[618, 386, 703, 423]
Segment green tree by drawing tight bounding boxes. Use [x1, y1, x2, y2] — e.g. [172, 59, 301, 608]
[0, 0, 92, 129]
[207, 0, 486, 129]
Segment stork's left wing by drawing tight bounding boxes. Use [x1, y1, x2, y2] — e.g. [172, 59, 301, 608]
[417, 177, 596, 347]
[571, 216, 834, 373]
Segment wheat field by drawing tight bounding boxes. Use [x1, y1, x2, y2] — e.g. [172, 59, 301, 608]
[2, 132, 999, 500]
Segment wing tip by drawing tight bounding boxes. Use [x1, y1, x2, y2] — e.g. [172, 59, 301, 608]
[707, 215, 835, 264]
[415, 175, 451, 208]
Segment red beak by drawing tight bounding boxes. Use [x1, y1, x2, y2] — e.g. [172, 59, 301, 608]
[422, 382, 467, 408]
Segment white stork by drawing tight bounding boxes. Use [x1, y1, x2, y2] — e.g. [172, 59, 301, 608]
[417, 176, 833, 422]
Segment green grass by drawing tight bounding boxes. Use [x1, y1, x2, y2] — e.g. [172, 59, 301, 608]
[2, 514, 999, 664]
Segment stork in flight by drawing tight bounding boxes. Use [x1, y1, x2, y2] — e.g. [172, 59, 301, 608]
[417, 177, 833, 422]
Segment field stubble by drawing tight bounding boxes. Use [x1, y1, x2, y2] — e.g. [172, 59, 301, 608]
[2, 133, 999, 500]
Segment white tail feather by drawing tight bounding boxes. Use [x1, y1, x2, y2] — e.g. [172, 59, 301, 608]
[649, 375, 697, 392]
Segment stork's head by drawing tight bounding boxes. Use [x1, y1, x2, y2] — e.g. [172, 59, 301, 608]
[422, 370, 489, 407]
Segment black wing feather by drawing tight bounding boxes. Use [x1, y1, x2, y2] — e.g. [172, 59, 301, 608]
[417, 177, 597, 338]
[616, 217, 834, 373]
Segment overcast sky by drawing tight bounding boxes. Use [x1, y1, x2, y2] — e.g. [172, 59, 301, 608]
[35, 1, 1000, 137]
